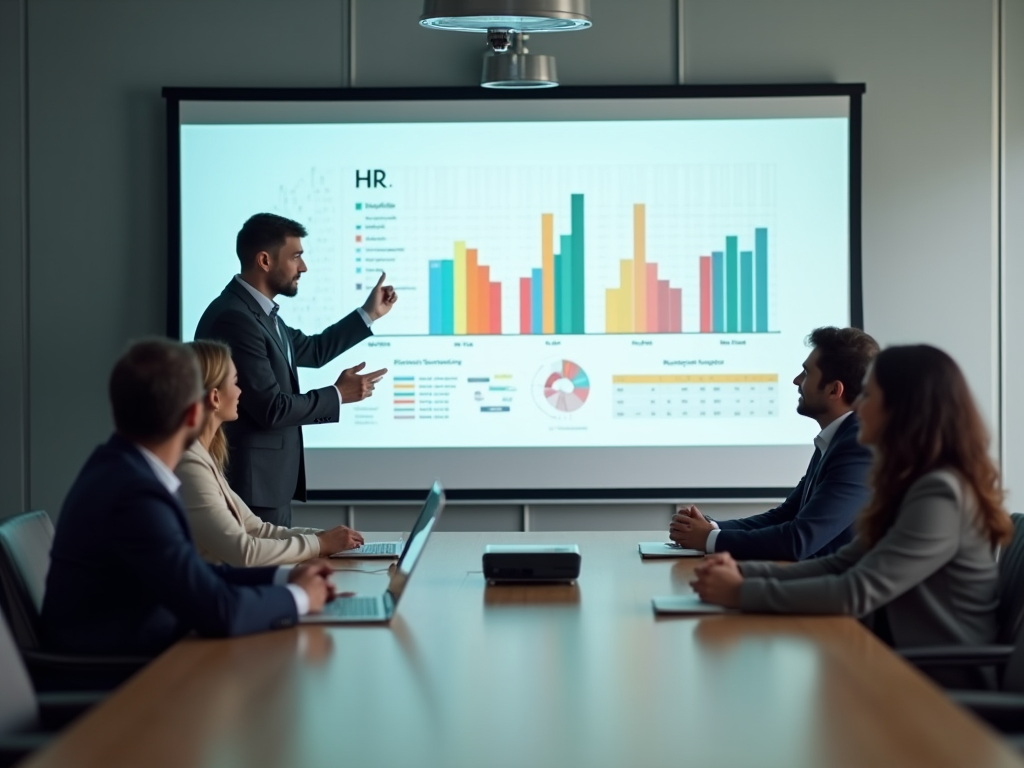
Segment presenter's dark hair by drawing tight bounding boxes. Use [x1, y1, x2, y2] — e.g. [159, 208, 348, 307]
[807, 326, 879, 404]
[109, 339, 204, 442]
[236, 213, 307, 269]
[858, 345, 1011, 550]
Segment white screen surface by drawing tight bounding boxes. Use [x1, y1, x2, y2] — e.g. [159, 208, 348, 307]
[175, 93, 857, 497]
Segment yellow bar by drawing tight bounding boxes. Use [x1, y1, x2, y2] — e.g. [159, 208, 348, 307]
[453, 241, 467, 335]
[633, 204, 646, 333]
[619, 259, 634, 333]
[606, 289, 619, 333]
[612, 374, 780, 384]
[542, 213, 555, 334]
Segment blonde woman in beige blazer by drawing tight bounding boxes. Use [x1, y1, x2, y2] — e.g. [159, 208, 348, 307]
[177, 340, 364, 566]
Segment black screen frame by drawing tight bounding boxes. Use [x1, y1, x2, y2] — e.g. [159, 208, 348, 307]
[162, 83, 865, 502]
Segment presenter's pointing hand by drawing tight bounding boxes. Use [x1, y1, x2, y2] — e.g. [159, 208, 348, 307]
[362, 271, 398, 321]
[335, 362, 388, 404]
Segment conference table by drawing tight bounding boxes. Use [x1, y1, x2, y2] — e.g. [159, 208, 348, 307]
[20, 531, 1024, 768]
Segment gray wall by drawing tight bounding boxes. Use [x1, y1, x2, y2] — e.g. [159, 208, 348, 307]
[1005, 0, 1024, 506]
[2, 0, 1019, 529]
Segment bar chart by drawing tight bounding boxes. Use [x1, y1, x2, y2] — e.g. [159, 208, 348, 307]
[518, 193, 586, 335]
[699, 228, 770, 333]
[605, 204, 684, 333]
[428, 243, 503, 335]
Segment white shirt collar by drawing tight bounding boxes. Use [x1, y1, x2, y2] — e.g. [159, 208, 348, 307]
[234, 275, 278, 317]
[814, 411, 854, 455]
[136, 445, 182, 495]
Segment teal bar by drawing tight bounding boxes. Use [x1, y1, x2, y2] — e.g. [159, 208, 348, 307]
[440, 259, 454, 334]
[755, 228, 769, 332]
[570, 194, 585, 334]
[560, 234, 573, 334]
[554, 253, 564, 333]
[726, 236, 739, 333]
[712, 251, 724, 333]
[429, 261, 443, 335]
[740, 250, 754, 333]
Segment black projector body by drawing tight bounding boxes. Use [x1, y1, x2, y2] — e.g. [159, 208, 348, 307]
[482, 544, 582, 584]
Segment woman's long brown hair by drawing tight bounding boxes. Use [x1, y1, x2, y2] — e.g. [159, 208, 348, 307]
[858, 345, 1011, 549]
[187, 340, 233, 474]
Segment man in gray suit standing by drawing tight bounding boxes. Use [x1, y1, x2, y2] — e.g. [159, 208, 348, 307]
[195, 213, 397, 527]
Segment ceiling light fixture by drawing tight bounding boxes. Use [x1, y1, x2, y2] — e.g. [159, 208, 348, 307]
[481, 32, 558, 89]
[420, 0, 592, 53]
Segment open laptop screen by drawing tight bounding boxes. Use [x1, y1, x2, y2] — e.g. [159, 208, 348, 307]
[387, 481, 445, 605]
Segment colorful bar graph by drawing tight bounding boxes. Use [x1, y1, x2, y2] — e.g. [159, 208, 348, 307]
[604, 203, 684, 333]
[697, 230, 771, 335]
[428, 242, 503, 335]
[520, 194, 586, 334]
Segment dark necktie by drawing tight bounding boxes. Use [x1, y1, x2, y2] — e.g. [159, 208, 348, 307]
[269, 307, 292, 367]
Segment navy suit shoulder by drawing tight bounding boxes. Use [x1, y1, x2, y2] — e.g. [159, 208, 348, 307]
[40, 435, 297, 656]
[714, 415, 872, 561]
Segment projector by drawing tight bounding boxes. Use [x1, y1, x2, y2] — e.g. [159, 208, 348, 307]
[482, 544, 581, 584]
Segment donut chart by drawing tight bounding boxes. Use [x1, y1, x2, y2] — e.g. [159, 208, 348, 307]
[534, 360, 590, 416]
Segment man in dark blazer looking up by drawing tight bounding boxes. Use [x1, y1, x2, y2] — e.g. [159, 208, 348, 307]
[669, 326, 879, 561]
[195, 213, 397, 527]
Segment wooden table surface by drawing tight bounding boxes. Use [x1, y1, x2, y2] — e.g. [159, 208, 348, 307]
[20, 531, 1024, 768]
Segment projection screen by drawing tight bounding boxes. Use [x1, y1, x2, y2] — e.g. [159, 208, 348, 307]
[165, 84, 864, 500]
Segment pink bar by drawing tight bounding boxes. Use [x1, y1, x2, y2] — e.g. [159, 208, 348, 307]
[658, 280, 670, 333]
[519, 277, 531, 334]
[669, 287, 682, 333]
[490, 282, 502, 334]
[699, 256, 712, 333]
[646, 263, 659, 333]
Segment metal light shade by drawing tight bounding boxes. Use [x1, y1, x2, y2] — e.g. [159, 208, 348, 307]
[420, 0, 592, 32]
[481, 51, 558, 88]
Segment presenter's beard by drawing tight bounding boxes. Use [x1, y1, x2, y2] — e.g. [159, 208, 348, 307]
[795, 390, 827, 418]
[271, 273, 300, 298]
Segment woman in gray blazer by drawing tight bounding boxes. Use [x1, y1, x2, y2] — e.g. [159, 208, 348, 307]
[176, 340, 366, 566]
[691, 345, 1012, 667]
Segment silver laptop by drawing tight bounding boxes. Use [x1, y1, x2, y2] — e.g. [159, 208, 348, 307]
[302, 481, 445, 624]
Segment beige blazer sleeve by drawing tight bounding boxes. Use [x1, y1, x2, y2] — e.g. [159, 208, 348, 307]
[175, 446, 322, 567]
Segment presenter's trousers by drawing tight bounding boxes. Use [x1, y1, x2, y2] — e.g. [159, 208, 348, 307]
[251, 504, 294, 528]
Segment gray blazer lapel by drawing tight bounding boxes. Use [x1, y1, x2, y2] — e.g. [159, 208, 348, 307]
[224, 280, 292, 368]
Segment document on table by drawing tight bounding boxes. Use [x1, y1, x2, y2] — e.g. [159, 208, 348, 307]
[638, 542, 704, 558]
[651, 594, 736, 615]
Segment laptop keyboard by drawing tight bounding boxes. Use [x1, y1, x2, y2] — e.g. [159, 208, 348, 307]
[324, 596, 382, 618]
[356, 542, 400, 555]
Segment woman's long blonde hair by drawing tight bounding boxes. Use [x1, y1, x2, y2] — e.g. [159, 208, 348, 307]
[187, 340, 233, 473]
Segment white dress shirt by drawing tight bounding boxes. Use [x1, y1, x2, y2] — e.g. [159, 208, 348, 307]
[704, 411, 855, 554]
[233, 275, 372, 409]
[135, 443, 309, 615]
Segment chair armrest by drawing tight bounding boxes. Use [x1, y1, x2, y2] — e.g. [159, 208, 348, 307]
[24, 649, 150, 691]
[898, 645, 1014, 669]
[951, 690, 1024, 733]
[0, 733, 51, 768]
[35, 691, 106, 730]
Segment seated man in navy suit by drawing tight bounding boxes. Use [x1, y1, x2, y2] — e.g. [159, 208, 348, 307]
[669, 327, 879, 561]
[41, 339, 336, 657]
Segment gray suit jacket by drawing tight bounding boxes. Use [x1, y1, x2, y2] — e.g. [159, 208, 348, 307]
[739, 470, 1000, 655]
[194, 279, 372, 508]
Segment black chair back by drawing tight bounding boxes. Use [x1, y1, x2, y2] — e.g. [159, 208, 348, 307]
[997, 513, 1024, 644]
[0, 610, 38, 735]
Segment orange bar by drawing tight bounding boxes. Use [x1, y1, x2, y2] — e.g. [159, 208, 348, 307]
[466, 248, 479, 333]
[633, 204, 646, 333]
[542, 213, 555, 334]
[479, 264, 491, 335]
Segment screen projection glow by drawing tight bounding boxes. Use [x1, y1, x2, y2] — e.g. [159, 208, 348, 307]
[172, 91, 859, 497]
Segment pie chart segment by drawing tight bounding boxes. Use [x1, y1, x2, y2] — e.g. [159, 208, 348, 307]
[534, 359, 590, 416]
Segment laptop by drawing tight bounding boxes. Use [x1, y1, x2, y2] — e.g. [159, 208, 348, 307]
[302, 481, 445, 624]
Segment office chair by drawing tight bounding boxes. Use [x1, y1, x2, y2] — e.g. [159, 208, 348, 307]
[899, 513, 1024, 680]
[0, 610, 103, 767]
[0, 511, 149, 691]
